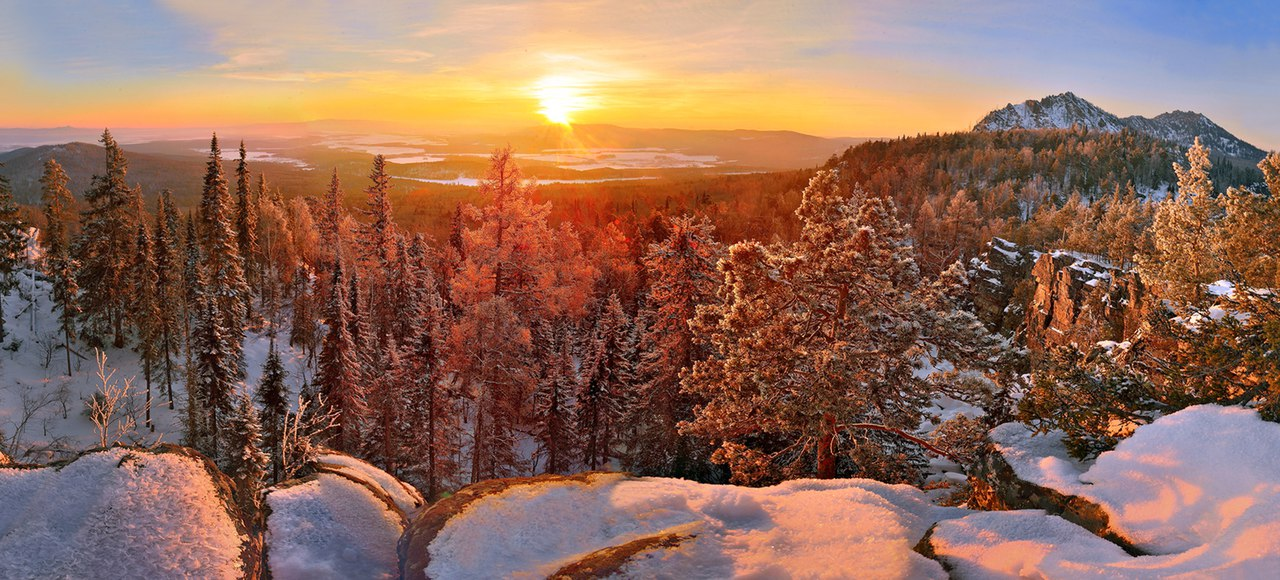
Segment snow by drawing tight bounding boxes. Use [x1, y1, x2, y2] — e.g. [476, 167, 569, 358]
[315, 452, 424, 517]
[266, 472, 404, 580]
[0, 447, 246, 579]
[943, 406, 1280, 576]
[425, 474, 963, 579]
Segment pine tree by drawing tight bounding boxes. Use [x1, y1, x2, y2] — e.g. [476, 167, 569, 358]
[153, 191, 183, 407]
[198, 134, 249, 375]
[363, 338, 409, 474]
[255, 340, 289, 482]
[132, 223, 161, 432]
[682, 170, 1010, 484]
[627, 215, 723, 480]
[40, 159, 80, 375]
[182, 213, 204, 448]
[320, 169, 345, 257]
[401, 247, 459, 499]
[578, 293, 635, 470]
[76, 129, 139, 348]
[316, 259, 365, 452]
[224, 393, 269, 516]
[1144, 138, 1224, 302]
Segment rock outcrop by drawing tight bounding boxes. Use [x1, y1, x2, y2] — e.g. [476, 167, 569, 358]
[1024, 251, 1147, 353]
[968, 237, 1034, 334]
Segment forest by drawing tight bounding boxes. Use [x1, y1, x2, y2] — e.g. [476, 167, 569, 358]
[1, 126, 1279, 517]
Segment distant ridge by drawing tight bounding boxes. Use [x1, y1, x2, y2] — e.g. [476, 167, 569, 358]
[975, 92, 1266, 161]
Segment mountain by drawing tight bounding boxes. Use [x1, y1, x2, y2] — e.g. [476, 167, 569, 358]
[975, 92, 1266, 161]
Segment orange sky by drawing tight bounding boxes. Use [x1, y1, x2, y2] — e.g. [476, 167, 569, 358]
[1, 1, 1277, 147]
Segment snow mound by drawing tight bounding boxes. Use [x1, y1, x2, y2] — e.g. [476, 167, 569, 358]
[937, 405, 1280, 576]
[0, 446, 249, 579]
[265, 472, 404, 580]
[314, 452, 424, 517]
[423, 474, 962, 579]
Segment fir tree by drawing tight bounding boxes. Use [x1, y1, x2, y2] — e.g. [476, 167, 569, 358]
[76, 129, 139, 347]
[289, 264, 319, 362]
[360, 154, 395, 269]
[40, 159, 80, 375]
[224, 393, 269, 516]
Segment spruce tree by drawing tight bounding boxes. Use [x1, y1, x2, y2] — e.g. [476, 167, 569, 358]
[235, 141, 259, 302]
[132, 223, 161, 432]
[191, 265, 238, 459]
[224, 393, 269, 516]
[360, 154, 395, 269]
[1144, 138, 1224, 302]
[578, 293, 635, 470]
[0, 166, 23, 347]
[533, 326, 577, 474]
[40, 159, 80, 375]
[627, 215, 723, 480]
[255, 340, 289, 482]
[198, 134, 249, 376]
[76, 130, 138, 347]
[153, 191, 183, 407]
[316, 259, 364, 452]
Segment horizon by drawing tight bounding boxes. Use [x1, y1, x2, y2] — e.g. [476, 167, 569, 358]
[2, 1, 1278, 149]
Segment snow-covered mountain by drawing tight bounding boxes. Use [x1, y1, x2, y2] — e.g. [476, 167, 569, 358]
[975, 92, 1266, 161]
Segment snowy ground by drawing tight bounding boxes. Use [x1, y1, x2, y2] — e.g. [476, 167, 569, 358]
[265, 472, 405, 580]
[425, 473, 963, 579]
[0, 447, 246, 579]
[0, 269, 311, 462]
[930, 405, 1280, 577]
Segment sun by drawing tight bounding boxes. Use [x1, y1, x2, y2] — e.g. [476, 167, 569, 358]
[534, 75, 591, 125]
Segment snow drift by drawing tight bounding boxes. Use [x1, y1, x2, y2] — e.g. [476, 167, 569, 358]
[931, 405, 1280, 577]
[265, 452, 414, 580]
[0, 445, 254, 579]
[406, 471, 962, 579]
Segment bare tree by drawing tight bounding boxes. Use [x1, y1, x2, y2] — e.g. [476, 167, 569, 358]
[278, 393, 338, 482]
[85, 350, 142, 449]
[1, 379, 70, 459]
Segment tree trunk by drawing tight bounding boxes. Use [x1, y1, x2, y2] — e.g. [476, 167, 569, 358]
[816, 413, 837, 479]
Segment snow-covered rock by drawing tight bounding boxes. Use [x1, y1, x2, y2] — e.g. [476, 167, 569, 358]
[314, 452, 424, 518]
[265, 470, 406, 580]
[931, 405, 1280, 576]
[405, 472, 963, 579]
[0, 445, 255, 579]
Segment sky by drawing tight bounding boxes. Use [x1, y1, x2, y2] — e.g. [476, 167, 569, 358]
[0, 0, 1277, 148]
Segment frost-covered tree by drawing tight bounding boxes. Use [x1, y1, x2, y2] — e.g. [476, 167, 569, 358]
[682, 169, 1010, 484]
[289, 264, 319, 362]
[76, 130, 139, 347]
[360, 154, 395, 269]
[153, 191, 183, 407]
[363, 338, 410, 474]
[578, 293, 635, 470]
[224, 393, 269, 516]
[0, 166, 23, 346]
[234, 141, 260, 298]
[316, 259, 365, 452]
[131, 223, 161, 432]
[198, 134, 249, 375]
[626, 215, 723, 480]
[1144, 138, 1223, 302]
[190, 266, 237, 459]
[255, 339, 289, 482]
[40, 159, 80, 375]
[532, 326, 577, 474]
